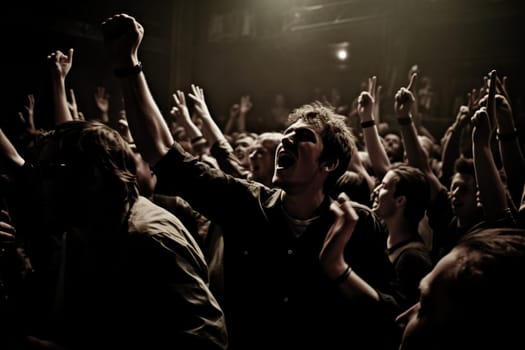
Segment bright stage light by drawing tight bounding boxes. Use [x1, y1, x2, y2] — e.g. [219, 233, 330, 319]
[336, 48, 348, 61]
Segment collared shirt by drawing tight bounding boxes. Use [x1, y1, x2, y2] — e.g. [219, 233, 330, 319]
[53, 197, 228, 349]
[153, 143, 402, 349]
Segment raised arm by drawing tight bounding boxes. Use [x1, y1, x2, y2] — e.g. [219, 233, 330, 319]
[189, 84, 251, 178]
[188, 84, 226, 147]
[67, 88, 82, 121]
[223, 103, 240, 136]
[47, 48, 75, 125]
[94, 86, 110, 124]
[237, 95, 252, 133]
[493, 76, 525, 207]
[369, 76, 382, 125]
[171, 89, 203, 142]
[394, 73, 446, 200]
[440, 104, 471, 186]
[471, 107, 509, 223]
[471, 69, 512, 223]
[18, 94, 36, 132]
[357, 88, 390, 180]
[223, 95, 252, 135]
[0, 128, 25, 175]
[101, 14, 173, 166]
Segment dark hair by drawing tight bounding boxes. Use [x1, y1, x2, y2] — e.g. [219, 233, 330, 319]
[288, 102, 356, 193]
[380, 128, 405, 163]
[450, 227, 525, 347]
[47, 120, 139, 206]
[379, 127, 402, 139]
[331, 170, 371, 207]
[453, 157, 475, 178]
[389, 163, 430, 226]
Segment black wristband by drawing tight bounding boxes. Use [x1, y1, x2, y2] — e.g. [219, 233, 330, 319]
[333, 265, 352, 284]
[496, 129, 518, 142]
[360, 120, 376, 129]
[397, 117, 413, 126]
[191, 135, 206, 145]
[114, 62, 143, 78]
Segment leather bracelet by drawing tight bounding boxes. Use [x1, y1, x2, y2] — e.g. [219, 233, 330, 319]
[191, 135, 206, 144]
[397, 117, 413, 126]
[496, 129, 518, 142]
[114, 62, 143, 78]
[360, 120, 376, 129]
[333, 265, 352, 284]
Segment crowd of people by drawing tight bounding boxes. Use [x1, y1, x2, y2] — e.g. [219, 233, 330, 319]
[1, 12, 524, 350]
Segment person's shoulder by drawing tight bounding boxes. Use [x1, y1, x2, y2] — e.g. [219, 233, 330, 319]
[350, 200, 386, 231]
[396, 243, 432, 265]
[127, 197, 207, 257]
[128, 197, 191, 240]
[350, 200, 376, 218]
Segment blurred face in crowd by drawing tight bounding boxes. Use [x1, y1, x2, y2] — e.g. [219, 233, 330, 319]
[383, 133, 403, 162]
[170, 123, 193, 154]
[234, 134, 256, 169]
[372, 170, 400, 220]
[249, 135, 280, 187]
[449, 172, 478, 220]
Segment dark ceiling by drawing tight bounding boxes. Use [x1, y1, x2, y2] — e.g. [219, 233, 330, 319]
[4, 0, 525, 134]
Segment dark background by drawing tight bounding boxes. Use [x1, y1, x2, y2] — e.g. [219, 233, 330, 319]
[4, 0, 525, 137]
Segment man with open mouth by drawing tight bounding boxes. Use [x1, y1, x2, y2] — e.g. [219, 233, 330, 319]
[102, 13, 404, 350]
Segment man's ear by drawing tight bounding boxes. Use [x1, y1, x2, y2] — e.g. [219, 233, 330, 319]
[395, 195, 407, 208]
[321, 158, 339, 173]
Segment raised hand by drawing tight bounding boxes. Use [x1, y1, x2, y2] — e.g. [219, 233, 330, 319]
[394, 73, 417, 118]
[356, 87, 391, 180]
[367, 76, 382, 121]
[0, 210, 16, 243]
[495, 94, 514, 127]
[18, 94, 36, 131]
[102, 13, 173, 165]
[188, 84, 211, 118]
[101, 13, 143, 66]
[0, 209, 33, 281]
[171, 89, 202, 142]
[47, 49, 74, 81]
[94, 86, 110, 114]
[486, 70, 497, 130]
[455, 105, 471, 129]
[357, 91, 374, 120]
[172, 90, 192, 123]
[471, 107, 491, 145]
[467, 88, 481, 115]
[495, 75, 511, 103]
[471, 105, 512, 221]
[239, 95, 253, 115]
[319, 193, 358, 279]
[47, 49, 75, 124]
[407, 69, 419, 117]
[229, 104, 240, 119]
[67, 88, 80, 120]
